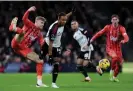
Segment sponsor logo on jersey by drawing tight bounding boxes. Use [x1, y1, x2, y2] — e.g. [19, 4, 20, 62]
[110, 36, 118, 41]
[57, 32, 62, 36]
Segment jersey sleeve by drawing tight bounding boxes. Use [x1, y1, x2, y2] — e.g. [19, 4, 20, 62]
[38, 33, 45, 47]
[91, 25, 108, 41]
[83, 30, 92, 40]
[79, 28, 90, 39]
[22, 10, 34, 27]
[49, 24, 58, 41]
[120, 26, 129, 43]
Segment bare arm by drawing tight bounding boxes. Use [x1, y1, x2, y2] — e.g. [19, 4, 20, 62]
[66, 7, 76, 19]
[48, 41, 53, 55]
[66, 12, 72, 19]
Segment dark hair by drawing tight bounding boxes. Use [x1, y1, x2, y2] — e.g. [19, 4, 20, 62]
[58, 12, 66, 19]
[35, 16, 46, 22]
[71, 20, 78, 23]
[111, 14, 119, 19]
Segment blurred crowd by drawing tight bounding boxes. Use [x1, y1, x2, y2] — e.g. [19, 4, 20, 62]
[0, 1, 133, 73]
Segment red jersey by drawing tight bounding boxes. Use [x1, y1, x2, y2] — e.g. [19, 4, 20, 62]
[91, 24, 129, 56]
[13, 10, 44, 48]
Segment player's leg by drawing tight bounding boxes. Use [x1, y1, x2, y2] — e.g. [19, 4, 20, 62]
[12, 46, 48, 87]
[107, 50, 118, 81]
[110, 57, 117, 81]
[87, 51, 103, 75]
[9, 17, 23, 34]
[51, 47, 61, 88]
[76, 51, 90, 81]
[82, 60, 91, 82]
[26, 52, 48, 87]
[9, 17, 18, 32]
[19, 47, 48, 87]
[51, 57, 60, 88]
[110, 56, 122, 82]
[112, 56, 123, 82]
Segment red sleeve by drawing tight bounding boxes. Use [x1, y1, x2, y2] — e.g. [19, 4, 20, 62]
[91, 25, 108, 41]
[15, 27, 23, 34]
[22, 10, 34, 27]
[120, 26, 129, 43]
[38, 33, 44, 48]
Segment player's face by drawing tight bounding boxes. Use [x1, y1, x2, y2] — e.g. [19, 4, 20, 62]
[71, 21, 79, 31]
[58, 16, 67, 26]
[111, 17, 119, 25]
[35, 20, 45, 30]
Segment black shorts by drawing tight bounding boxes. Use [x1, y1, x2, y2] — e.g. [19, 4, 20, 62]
[41, 43, 61, 58]
[78, 51, 92, 60]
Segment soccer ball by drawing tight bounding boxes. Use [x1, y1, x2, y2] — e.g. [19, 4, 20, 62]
[99, 59, 110, 70]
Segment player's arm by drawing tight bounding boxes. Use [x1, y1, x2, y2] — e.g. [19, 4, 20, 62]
[66, 7, 76, 19]
[66, 12, 72, 19]
[83, 29, 92, 46]
[120, 27, 129, 43]
[22, 6, 36, 26]
[81, 28, 91, 39]
[48, 24, 58, 65]
[90, 25, 108, 42]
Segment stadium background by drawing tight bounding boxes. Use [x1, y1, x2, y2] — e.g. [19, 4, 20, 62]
[0, 1, 133, 73]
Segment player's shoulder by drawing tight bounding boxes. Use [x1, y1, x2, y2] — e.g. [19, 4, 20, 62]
[78, 27, 84, 31]
[51, 20, 58, 26]
[105, 24, 111, 28]
[78, 27, 88, 34]
[49, 20, 58, 30]
[119, 25, 125, 29]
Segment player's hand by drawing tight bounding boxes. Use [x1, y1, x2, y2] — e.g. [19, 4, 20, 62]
[72, 6, 76, 13]
[120, 40, 125, 44]
[90, 39, 93, 43]
[48, 55, 54, 66]
[28, 6, 36, 12]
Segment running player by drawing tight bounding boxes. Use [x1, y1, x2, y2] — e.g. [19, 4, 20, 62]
[9, 6, 48, 87]
[71, 20, 103, 82]
[90, 14, 129, 82]
[41, 8, 76, 88]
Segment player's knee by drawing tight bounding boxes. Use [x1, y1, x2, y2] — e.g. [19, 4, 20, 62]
[77, 64, 83, 71]
[34, 55, 43, 63]
[53, 62, 59, 73]
[83, 61, 89, 67]
[77, 59, 83, 64]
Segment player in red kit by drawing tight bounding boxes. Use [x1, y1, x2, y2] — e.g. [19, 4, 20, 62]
[90, 14, 129, 82]
[9, 6, 48, 87]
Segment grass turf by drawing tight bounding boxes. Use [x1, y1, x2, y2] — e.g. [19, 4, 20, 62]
[0, 73, 133, 91]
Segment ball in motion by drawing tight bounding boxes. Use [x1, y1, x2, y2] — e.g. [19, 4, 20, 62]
[99, 58, 110, 70]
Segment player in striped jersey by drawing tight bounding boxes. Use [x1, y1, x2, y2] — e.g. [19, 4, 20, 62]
[9, 6, 48, 87]
[90, 14, 129, 82]
[41, 7, 76, 88]
[71, 20, 103, 82]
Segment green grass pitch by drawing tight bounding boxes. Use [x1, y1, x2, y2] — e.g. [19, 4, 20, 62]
[0, 63, 133, 91]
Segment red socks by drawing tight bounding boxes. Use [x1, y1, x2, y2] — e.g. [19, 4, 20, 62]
[111, 57, 120, 77]
[36, 63, 43, 79]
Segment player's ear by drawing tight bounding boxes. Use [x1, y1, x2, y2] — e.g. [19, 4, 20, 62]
[118, 19, 119, 22]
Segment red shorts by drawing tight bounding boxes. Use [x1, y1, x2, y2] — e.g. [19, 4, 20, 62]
[11, 38, 32, 57]
[106, 49, 123, 63]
